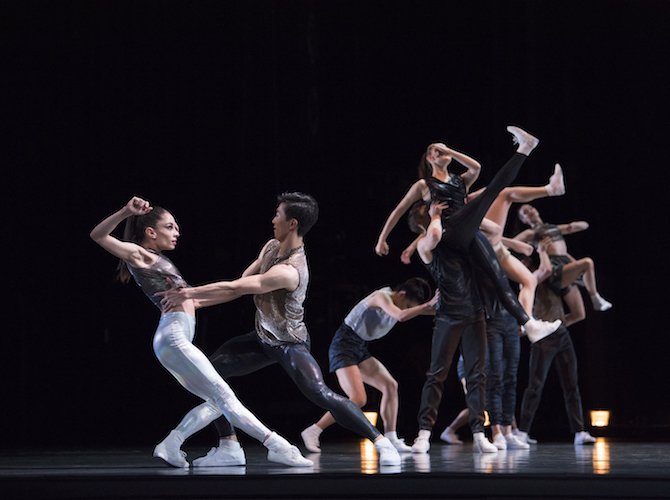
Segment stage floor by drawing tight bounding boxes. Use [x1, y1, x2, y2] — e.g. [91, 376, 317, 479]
[3, 438, 670, 499]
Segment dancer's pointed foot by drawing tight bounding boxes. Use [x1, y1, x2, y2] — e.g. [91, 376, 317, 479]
[546, 163, 566, 196]
[507, 125, 540, 155]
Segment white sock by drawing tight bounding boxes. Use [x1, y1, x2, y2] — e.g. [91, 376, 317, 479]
[417, 429, 431, 439]
[308, 423, 323, 435]
[385, 431, 398, 441]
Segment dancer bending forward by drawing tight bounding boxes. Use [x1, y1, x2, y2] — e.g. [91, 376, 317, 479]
[301, 278, 437, 453]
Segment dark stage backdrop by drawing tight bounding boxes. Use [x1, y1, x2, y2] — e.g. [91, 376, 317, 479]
[3, 0, 668, 449]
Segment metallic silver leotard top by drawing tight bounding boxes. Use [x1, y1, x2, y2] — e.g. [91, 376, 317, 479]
[344, 287, 398, 341]
[254, 240, 309, 346]
[532, 223, 564, 243]
[127, 250, 189, 310]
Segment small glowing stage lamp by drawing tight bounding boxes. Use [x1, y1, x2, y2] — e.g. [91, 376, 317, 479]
[590, 410, 610, 427]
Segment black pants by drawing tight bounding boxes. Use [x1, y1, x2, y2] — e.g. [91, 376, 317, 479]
[441, 153, 530, 325]
[518, 327, 585, 434]
[418, 313, 487, 434]
[485, 311, 520, 426]
[208, 331, 380, 441]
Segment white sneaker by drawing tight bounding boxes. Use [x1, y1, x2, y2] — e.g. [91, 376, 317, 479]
[153, 430, 188, 468]
[524, 318, 561, 343]
[412, 430, 431, 453]
[387, 436, 412, 452]
[439, 427, 463, 444]
[374, 437, 401, 466]
[473, 432, 497, 453]
[591, 294, 613, 312]
[492, 433, 507, 450]
[192, 441, 246, 467]
[504, 433, 530, 449]
[515, 430, 538, 445]
[300, 424, 322, 453]
[546, 163, 566, 197]
[268, 445, 314, 467]
[507, 125, 540, 151]
[265, 432, 314, 467]
[574, 431, 597, 445]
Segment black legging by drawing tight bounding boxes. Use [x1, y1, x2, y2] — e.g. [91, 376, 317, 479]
[439, 152, 529, 324]
[207, 331, 380, 441]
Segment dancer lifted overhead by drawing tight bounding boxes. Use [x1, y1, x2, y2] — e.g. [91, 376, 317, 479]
[376, 126, 559, 342]
[515, 203, 612, 314]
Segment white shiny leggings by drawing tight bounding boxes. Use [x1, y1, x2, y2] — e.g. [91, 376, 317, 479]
[153, 312, 269, 442]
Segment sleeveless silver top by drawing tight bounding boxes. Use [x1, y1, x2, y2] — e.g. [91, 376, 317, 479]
[127, 250, 189, 310]
[254, 240, 309, 346]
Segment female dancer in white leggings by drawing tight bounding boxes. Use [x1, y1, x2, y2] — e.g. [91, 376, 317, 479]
[90, 196, 312, 468]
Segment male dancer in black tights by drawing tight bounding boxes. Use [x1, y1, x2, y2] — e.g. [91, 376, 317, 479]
[159, 192, 401, 466]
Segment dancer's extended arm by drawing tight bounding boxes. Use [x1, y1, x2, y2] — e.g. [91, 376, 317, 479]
[367, 289, 438, 322]
[375, 180, 425, 256]
[558, 221, 589, 235]
[158, 240, 298, 310]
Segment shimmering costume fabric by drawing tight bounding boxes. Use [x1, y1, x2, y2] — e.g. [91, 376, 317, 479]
[425, 153, 530, 324]
[127, 250, 189, 309]
[254, 240, 308, 345]
[152, 313, 270, 442]
[172, 239, 381, 443]
[417, 153, 531, 435]
[128, 254, 271, 443]
[425, 175, 466, 218]
[532, 223, 564, 243]
[344, 287, 398, 341]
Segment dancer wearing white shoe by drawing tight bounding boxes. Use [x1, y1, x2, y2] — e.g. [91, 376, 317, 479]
[90, 197, 311, 468]
[301, 278, 438, 453]
[159, 193, 401, 467]
[439, 356, 467, 445]
[402, 164, 567, 344]
[377, 126, 559, 343]
[517, 239, 597, 446]
[404, 127, 549, 455]
[515, 203, 613, 314]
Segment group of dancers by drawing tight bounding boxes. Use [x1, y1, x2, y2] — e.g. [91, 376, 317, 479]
[90, 125, 612, 468]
